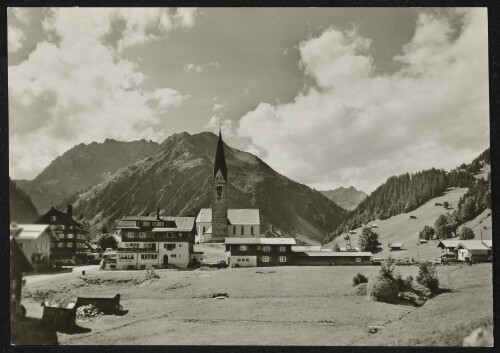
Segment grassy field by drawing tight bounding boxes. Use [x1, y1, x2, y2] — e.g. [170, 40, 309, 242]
[325, 187, 472, 260]
[18, 262, 492, 345]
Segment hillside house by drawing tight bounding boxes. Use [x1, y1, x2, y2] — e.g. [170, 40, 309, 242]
[225, 237, 296, 267]
[10, 223, 56, 271]
[388, 242, 404, 251]
[437, 240, 462, 255]
[455, 240, 492, 262]
[113, 212, 199, 269]
[35, 205, 88, 264]
[10, 236, 34, 318]
[292, 250, 373, 266]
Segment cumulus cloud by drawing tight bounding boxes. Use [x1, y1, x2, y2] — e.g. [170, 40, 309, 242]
[8, 26, 25, 53]
[183, 63, 203, 73]
[9, 8, 197, 179]
[237, 9, 489, 193]
[208, 61, 221, 69]
[204, 115, 234, 137]
[12, 8, 31, 24]
[212, 103, 225, 112]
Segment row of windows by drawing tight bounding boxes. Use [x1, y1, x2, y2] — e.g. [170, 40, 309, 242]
[139, 221, 170, 227]
[239, 245, 287, 252]
[19, 242, 49, 250]
[124, 232, 185, 239]
[49, 222, 75, 231]
[56, 234, 85, 240]
[141, 254, 158, 260]
[201, 226, 255, 236]
[237, 258, 250, 262]
[260, 256, 287, 263]
[118, 253, 181, 261]
[121, 243, 181, 249]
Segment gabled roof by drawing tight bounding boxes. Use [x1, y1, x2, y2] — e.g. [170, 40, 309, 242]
[291, 245, 322, 252]
[118, 216, 195, 232]
[36, 207, 86, 233]
[389, 242, 403, 248]
[437, 240, 461, 249]
[10, 224, 53, 240]
[301, 251, 373, 257]
[455, 240, 492, 251]
[213, 129, 228, 181]
[196, 208, 260, 225]
[225, 237, 296, 245]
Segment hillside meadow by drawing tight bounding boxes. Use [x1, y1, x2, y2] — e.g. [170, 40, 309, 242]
[18, 262, 492, 345]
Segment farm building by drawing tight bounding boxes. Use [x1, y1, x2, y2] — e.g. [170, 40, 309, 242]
[292, 251, 373, 266]
[388, 242, 404, 251]
[455, 240, 492, 262]
[225, 237, 296, 267]
[76, 294, 120, 314]
[437, 240, 462, 254]
[41, 297, 77, 330]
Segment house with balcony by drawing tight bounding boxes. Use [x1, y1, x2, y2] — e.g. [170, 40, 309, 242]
[35, 205, 88, 264]
[111, 211, 199, 270]
[10, 223, 56, 271]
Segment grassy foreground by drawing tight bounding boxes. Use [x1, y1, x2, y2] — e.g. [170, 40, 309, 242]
[18, 263, 492, 345]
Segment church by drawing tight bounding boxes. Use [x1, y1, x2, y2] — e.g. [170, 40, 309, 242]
[195, 131, 260, 243]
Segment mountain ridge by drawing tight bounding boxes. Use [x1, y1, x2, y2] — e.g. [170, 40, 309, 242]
[320, 186, 367, 211]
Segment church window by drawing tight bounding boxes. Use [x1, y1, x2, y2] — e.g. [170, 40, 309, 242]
[241, 226, 244, 235]
[251, 226, 254, 235]
[202, 227, 206, 234]
[233, 226, 236, 235]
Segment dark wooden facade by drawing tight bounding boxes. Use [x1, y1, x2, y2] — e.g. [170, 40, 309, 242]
[35, 205, 88, 263]
[226, 243, 294, 266]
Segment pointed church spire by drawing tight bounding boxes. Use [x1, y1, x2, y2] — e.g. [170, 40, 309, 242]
[213, 128, 228, 181]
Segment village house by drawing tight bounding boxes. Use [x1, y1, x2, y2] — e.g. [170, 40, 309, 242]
[225, 237, 296, 267]
[10, 223, 56, 271]
[35, 205, 88, 264]
[225, 238, 374, 266]
[196, 130, 260, 243]
[111, 211, 199, 270]
[437, 240, 462, 255]
[455, 240, 492, 262]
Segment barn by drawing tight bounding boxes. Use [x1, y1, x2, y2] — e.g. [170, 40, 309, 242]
[292, 251, 373, 266]
[455, 240, 492, 262]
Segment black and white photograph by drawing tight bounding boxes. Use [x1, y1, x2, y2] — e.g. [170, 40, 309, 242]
[6, 6, 494, 346]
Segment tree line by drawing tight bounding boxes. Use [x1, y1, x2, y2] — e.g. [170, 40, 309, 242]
[323, 148, 490, 244]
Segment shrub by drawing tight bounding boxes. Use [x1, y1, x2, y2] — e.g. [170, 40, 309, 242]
[352, 273, 368, 287]
[379, 257, 396, 280]
[395, 274, 414, 291]
[367, 276, 399, 303]
[145, 267, 160, 280]
[416, 261, 439, 294]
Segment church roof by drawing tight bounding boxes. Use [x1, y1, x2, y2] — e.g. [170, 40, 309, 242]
[196, 208, 260, 225]
[213, 130, 228, 181]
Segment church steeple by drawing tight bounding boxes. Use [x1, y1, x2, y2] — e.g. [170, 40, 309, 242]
[213, 128, 228, 181]
[211, 128, 228, 242]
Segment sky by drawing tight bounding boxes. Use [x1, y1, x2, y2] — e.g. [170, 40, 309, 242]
[8, 7, 490, 193]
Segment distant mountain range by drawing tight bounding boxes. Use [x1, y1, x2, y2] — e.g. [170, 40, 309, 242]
[320, 186, 367, 211]
[14, 132, 347, 241]
[9, 178, 39, 223]
[15, 139, 159, 214]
